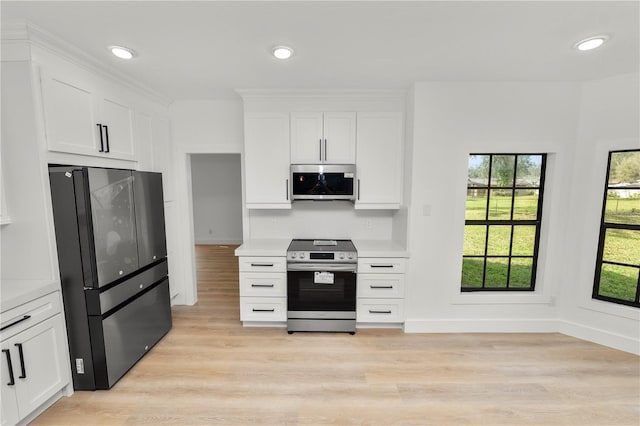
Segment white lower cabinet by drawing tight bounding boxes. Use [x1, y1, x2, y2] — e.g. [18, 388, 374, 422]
[1, 292, 70, 426]
[238, 256, 287, 323]
[356, 299, 404, 323]
[239, 297, 287, 322]
[356, 258, 406, 324]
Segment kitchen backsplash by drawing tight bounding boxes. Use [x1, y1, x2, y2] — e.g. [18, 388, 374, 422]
[248, 201, 394, 240]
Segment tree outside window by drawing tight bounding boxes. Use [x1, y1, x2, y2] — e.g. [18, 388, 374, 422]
[462, 154, 546, 291]
[593, 150, 640, 307]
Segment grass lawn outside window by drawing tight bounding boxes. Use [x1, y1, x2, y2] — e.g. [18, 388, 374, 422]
[462, 154, 546, 291]
[593, 149, 640, 307]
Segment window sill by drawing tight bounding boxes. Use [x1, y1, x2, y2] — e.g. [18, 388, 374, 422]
[451, 291, 553, 305]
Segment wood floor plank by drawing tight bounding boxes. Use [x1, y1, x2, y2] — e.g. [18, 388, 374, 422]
[31, 245, 640, 425]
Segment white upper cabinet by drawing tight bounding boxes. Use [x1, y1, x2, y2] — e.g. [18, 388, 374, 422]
[290, 112, 356, 164]
[39, 63, 135, 161]
[355, 112, 404, 209]
[97, 90, 135, 159]
[39, 66, 101, 157]
[244, 113, 291, 209]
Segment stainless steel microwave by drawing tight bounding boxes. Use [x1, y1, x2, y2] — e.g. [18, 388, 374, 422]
[290, 164, 356, 201]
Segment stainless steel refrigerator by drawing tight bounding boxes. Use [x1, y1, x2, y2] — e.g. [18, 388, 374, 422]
[49, 166, 172, 390]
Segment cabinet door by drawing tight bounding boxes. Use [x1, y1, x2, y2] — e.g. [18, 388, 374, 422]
[323, 112, 356, 164]
[134, 171, 167, 267]
[290, 112, 323, 163]
[98, 93, 135, 160]
[244, 113, 291, 208]
[355, 112, 404, 209]
[1, 343, 20, 426]
[12, 315, 68, 417]
[134, 112, 153, 171]
[39, 67, 102, 157]
[151, 117, 173, 201]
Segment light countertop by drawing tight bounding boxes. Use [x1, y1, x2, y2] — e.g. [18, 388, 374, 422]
[1, 279, 60, 313]
[234, 239, 291, 257]
[235, 239, 408, 258]
[353, 240, 409, 258]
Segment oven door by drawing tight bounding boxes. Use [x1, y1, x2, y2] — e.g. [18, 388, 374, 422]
[287, 263, 356, 313]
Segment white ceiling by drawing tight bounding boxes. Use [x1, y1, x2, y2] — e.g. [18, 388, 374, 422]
[2, 1, 638, 100]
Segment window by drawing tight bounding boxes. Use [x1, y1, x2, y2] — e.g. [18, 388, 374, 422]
[593, 150, 640, 308]
[462, 154, 546, 291]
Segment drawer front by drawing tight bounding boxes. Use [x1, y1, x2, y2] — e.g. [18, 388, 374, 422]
[239, 257, 286, 273]
[240, 297, 286, 322]
[357, 274, 405, 298]
[239, 273, 286, 297]
[0, 292, 61, 341]
[357, 299, 404, 323]
[358, 258, 406, 274]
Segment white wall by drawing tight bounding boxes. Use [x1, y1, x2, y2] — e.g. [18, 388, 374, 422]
[558, 73, 640, 353]
[169, 99, 245, 305]
[1, 61, 58, 281]
[190, 154, 242, 244]
[248, 203, 394, 240]
[404, 81, 582, 332]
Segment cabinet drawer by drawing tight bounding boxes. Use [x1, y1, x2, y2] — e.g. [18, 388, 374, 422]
[358, 258, 406, 274]
[357, 299, 404, 323]
[239, 273, 286, 297]
[357, 274, 405, 298]
[240, 297, 286, 322]
[238, 257, 286, 273]
[0, 292, 61, 341]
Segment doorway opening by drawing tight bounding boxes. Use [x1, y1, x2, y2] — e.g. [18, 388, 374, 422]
[189, 153, 242, 317]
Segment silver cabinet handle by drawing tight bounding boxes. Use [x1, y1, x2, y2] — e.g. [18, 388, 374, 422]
[285, 179, 289, 201]
[250, 263, 274, 267]
[370, 285, 393, 289]
[319, 139, 322, 161]
[251, 284, 275, 288]
[252, 308, 275, 312]
[370, 264, 394, 268]
[357, 179, 361, 200]
[324, 139, 327, 161]
[369, 309, 392, 314]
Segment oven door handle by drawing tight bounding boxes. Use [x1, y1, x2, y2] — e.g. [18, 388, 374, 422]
[287, 263, 357, 272]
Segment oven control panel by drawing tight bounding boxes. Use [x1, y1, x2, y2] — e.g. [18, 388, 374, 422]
[287, 251, 357, 263]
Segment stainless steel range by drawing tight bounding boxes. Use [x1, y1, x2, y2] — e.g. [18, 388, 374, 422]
[286, 239, 357, 334]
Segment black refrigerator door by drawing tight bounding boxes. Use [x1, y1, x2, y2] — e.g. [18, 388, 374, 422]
[86, 168, 139, 287]
[133, 171, 167, 268]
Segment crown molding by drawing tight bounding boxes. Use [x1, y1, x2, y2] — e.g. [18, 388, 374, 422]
[2, 20, 172, 107]
[235, 89, 407, 102]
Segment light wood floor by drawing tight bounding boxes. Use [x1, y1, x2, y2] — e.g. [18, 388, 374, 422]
[34, 245, 639, 425]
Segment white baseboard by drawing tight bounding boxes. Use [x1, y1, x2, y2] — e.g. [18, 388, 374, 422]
[558, 319, 640, 355]
[403, 318, 639, 355]
[403, 318, 559, 333]
[194, 238, 242, 245]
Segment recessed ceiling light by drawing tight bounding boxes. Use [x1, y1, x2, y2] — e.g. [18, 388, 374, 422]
[109, 45, 136, 60]
[574, 36, 608, 51]
[272, 46, 294, 60]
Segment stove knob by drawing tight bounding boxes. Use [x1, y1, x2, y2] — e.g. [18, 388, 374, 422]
[339, 253, 345, 260]
[291, 253, 297, 259]
[347, 253, 354, 259]
[300, 253, 305, 259]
